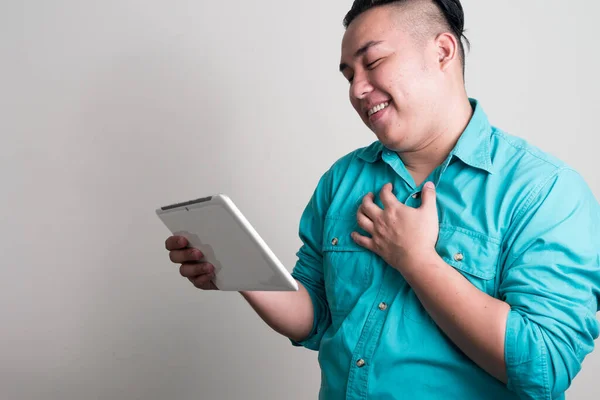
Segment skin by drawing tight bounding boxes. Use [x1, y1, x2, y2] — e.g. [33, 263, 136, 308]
[165, 238, 314, 343]
[340, 0, 473, 185]
[166, 0, 510, 386]
[343, 3, 510, 384]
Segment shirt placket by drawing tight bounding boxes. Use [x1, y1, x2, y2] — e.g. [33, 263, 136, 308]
[344, 265, 403, 399]
[344, 154, 455, 399]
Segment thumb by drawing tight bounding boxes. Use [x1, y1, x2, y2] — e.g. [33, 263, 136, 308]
[420, 181, 437, 211]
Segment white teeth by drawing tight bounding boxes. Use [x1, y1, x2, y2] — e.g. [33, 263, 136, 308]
[368, 102, 389, 117]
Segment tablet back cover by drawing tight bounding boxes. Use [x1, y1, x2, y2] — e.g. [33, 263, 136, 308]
[157, 195, 297, 291]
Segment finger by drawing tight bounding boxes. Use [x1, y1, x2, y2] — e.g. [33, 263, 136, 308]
[379, 183, 397, 208]
[360, 193, 382, 220]
[351, 231, 373, 251]
[190, 273, 217, 289]
[179, 262, 214, 278]
[356, 209, 374, 234]
[420, 181, 437, 212]
[198, 280, 219, 290]
[165, 236, 188, 250]
[170, 247, 204, 264]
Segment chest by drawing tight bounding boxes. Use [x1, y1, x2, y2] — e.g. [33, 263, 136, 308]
[321, 162, 515, 316]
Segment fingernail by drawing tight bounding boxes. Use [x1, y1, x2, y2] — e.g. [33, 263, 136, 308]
[425, 181, 435, 189]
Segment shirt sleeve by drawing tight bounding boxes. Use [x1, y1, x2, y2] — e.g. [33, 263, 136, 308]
[289, 168, 333, 351]
[500, 167, 600, 399]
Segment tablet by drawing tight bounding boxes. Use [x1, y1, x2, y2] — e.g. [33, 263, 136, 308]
[156, 194, 298, 292]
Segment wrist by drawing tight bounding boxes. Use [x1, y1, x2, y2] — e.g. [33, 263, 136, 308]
[395, 248, 441, 278]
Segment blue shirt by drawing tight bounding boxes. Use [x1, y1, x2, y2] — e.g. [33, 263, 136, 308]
[290, 99, 600, 400]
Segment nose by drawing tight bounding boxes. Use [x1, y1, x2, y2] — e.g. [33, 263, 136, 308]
[351, 75, 373, 100]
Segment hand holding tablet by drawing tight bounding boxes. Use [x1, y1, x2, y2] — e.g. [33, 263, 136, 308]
[157, 194, 298, 292]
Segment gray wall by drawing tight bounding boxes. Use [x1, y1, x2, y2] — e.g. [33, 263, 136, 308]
[1, 0, 598, 399]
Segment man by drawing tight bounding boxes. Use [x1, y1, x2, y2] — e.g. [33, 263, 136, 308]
[165, 1, 600, 398]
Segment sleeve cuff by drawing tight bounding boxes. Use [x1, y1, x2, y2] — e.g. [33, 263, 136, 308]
[504, 309, 550, 399]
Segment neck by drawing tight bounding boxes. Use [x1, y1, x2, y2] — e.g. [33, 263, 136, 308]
[400, 93, 473, 186]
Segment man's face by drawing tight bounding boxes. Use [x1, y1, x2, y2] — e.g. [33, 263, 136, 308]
[340, 5, 442, 151]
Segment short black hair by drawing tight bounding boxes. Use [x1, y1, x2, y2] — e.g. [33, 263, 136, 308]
[343, 0, 470, 75]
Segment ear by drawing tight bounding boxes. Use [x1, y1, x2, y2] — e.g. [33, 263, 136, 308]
[435, 32, 458, 71]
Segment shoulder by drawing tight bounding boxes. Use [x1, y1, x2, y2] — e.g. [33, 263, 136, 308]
[489, 126, 582, 191]
[319, 140, 382, 187]
[489, 127, 598, 219]
[490, 126, 567, 174]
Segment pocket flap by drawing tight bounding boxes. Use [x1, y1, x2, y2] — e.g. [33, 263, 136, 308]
[436, 225, 500, 280]
[322, 217, 369, 252]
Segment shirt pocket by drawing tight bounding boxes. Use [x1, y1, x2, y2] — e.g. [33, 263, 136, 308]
[403, 225, 501, 324]
[322, 217, 375, 318]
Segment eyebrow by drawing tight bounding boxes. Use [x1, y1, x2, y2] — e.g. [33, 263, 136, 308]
[339, 40, 384, 72]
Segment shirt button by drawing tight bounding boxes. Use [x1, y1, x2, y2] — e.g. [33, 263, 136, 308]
[331, 237, 339, 246]
[378, 302, 387, 311]
[356, 359, 366, 368]
[454, 252, 464, 262]
[412, 192, 420, 199]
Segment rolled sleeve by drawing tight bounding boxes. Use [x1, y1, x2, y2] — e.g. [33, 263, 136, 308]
[500, 168, 600, 399]
[289, 169, 333, 351]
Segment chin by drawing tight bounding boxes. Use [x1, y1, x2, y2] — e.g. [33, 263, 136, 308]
[373, 130, 406, 151]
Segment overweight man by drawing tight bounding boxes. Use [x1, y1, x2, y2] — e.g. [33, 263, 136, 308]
[165, 1, 600, 398]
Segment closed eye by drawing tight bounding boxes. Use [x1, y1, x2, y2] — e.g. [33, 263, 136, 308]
[366, 58, 383, 69]
[346, 58, 383, 84]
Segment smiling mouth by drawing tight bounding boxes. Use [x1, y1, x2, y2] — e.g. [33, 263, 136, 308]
[367, 101, 390, 117]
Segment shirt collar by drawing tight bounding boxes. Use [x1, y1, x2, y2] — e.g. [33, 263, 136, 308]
[450, 98, 494, 174]
[356, 140, 384, 163]
[357, 98, 494, 174]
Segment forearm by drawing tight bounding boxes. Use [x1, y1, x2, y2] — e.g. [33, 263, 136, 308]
[402, 253, 510, 383]
[240, 280, 314, 342]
